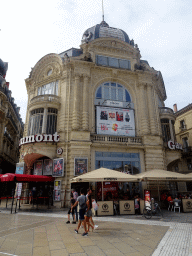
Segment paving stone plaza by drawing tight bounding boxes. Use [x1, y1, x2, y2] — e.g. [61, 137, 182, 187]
[0, 208, 192, 256]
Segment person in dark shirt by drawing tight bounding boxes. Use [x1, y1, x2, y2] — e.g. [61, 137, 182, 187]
[66, 193, 76, 224]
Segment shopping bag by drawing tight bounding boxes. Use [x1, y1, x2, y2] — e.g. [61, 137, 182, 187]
[92, 199, 98, 211]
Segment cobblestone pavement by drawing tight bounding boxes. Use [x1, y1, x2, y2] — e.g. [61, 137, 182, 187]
[0, 208, 192, 256]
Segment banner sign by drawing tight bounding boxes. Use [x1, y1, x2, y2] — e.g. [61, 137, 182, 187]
[96, 106, 135, 136]
[144, 190, 151, 207]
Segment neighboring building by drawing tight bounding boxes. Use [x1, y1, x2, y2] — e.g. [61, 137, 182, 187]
[0, 58, 24, 174]
[19, 20, 182, 206]
[174, 103, 192, 173]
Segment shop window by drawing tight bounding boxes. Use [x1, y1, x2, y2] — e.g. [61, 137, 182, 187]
[95, 82, 131, 103]
[38, 81, 58, 96]
[95, 151, 140, 174]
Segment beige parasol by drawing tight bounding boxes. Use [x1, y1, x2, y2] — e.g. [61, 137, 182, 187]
[134, 169, 189, 181]
[70, 167, 138, 200]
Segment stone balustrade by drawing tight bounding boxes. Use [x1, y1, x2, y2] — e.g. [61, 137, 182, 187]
[91, 134, 142, 144]
[30, 94, 60, 104]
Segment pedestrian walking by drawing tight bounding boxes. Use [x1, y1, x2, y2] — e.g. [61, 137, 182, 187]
[86, 188, 98, 230]
[72, 188, 88, 236]
[72, 188, 78, 222]
[85, 194, 94, 232]
[66, 193, 76, 224]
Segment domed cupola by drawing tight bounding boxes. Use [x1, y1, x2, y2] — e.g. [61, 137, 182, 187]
[81, 20, 130, 44]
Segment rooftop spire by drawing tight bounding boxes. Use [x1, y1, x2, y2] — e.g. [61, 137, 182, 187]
[102, 0, 104, 21]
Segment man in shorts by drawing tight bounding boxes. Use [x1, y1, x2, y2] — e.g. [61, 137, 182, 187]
[72, 188, 88, 236]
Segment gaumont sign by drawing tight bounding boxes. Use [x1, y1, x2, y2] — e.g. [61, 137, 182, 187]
[168, 141, 182, 150]
[19, 132, 59, 146]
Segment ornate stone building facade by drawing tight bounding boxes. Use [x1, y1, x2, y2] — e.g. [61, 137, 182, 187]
[20, 21, 181, 206]
[0, 58, 24, 174]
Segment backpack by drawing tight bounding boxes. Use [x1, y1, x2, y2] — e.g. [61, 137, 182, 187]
[79, 196, 87, 209]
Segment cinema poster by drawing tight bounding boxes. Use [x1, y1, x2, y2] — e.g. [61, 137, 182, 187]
[53, 158, 64, 177]
[33, 160, 43, 175]
[96, 106, 135, 136]
[43, 159, 53, 176]
[16, 162, 25, 174]
[74, 158, 88, 176]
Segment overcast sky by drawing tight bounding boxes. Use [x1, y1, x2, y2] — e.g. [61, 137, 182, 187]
[1, 0, 192, 122]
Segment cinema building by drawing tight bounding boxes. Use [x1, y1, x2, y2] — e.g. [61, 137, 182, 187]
[19, 20, 182, 207]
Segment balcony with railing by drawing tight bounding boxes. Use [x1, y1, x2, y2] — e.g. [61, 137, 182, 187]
[91, 134, 142, 145]
[30, 94, 61, 105]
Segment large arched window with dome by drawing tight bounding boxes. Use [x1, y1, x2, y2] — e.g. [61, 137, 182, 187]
[95, 82, 131, 103]
[94, 82, 135, 137]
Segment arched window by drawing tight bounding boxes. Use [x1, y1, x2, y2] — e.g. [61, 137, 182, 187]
[95, 82, 131, 102]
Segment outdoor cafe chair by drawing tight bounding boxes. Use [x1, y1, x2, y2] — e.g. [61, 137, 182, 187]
[173, 201, 180, 213]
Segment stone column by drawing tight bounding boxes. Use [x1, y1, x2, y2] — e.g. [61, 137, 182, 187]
[72, 75, 80, 130]
[147, 84, 156, 135]
[82, 75, 89, 130]
[42, 108, 48, 134]
[139, 83, 149, 134]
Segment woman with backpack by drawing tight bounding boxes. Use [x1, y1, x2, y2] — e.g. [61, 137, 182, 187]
[72, 188, 88, 236]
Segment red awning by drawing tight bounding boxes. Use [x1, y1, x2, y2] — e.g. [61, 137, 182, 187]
[0, 173, 55, 183]
[0, 173, 15, 182]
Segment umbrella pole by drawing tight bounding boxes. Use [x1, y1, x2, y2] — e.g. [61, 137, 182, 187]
[102, 182, 104, 201]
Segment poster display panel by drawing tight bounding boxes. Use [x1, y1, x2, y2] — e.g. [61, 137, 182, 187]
[33, 160, 43, 175]
[16, 162, 25, 174]
[74, 158, 88, 176]
[43, 159, 53, 176]
[53, 158, 64, 177]
[96, 106, 135, 136]
[54, 180, 61, 201]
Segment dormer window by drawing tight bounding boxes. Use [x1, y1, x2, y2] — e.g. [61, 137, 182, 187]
[96, 55, 131, 70]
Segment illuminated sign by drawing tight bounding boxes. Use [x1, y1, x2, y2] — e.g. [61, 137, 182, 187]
[19, 132, 59, 146]
[168, 141, 182, 150]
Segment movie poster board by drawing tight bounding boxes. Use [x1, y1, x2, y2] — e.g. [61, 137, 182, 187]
[43, 159, 53, 176]
[53, 158, 64, 177]
[33, 160, 43, 175]
[96, 106, 135, 137]
[74, 158, 88, 176]
[16, 162, 25, 174]
[54, 180, 61, 201]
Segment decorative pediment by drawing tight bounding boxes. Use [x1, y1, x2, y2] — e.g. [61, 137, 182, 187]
[30, 54, 63, 83]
